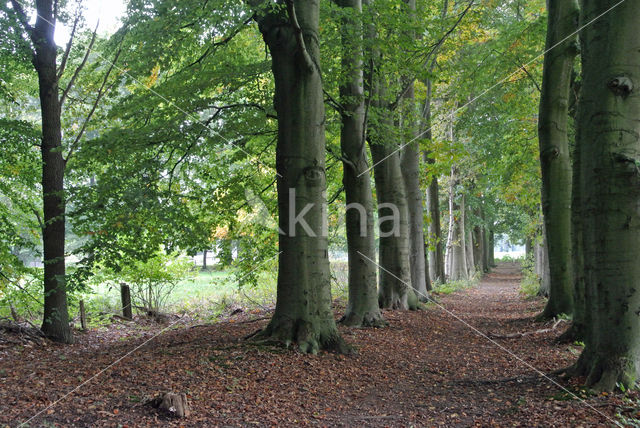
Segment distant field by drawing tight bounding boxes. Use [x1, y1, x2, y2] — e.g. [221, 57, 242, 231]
[84, 269, 279, 319]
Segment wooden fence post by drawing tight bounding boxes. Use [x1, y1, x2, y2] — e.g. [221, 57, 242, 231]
[79, 300, 87, 331]
[121, 283, 133, 320]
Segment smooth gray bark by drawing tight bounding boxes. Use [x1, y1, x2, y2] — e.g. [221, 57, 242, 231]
[252, 1, 347, 353]
[572, 0, 640, 390]
[400, 0, 430, 302]
[421, 78, 445, 284]
[364, 0, 417, 310]
[445, 168, 468, 281]
[335, 0, 386, 327]
[538, 0, 578, 318]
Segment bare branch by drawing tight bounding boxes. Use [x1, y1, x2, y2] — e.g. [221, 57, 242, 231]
[57, 5, 82, 79]
[515, 58, 541, 93]
[60, 19, 99, 106]
[64, 48, 122, 164]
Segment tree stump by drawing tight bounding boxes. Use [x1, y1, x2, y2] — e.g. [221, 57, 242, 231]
[150, 392, 190, 418]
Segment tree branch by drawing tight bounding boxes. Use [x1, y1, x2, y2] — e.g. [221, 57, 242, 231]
[323, 89, 345, 115]
[188, 15, 255, 68]
[8, 0, 33, 34]
[32, 208, 44, 231]
[7, 0, 35, 57]
[286, 0, 315, 72]
[57, 5, 82, 79]
[390, 0, 475, 110]
[60, 19, 99, 106]
[64, 48, 122, 164]
[514, 56, 541, 93]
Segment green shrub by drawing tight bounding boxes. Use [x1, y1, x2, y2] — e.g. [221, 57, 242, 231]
[434, 272, 481, 295]
[519, 254, 540, 297]
[90, 250, 195, 315]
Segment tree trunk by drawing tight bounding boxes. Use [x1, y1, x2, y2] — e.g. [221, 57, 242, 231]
[525, 238, 533, 260]
[481, 209, 490, 273]
[488, 229, 495, 267]
[23, 0, 73, 343]
[202, 250, 208, 271]
[370, 123, 416, 310]
[364, 0, 416, 310]
[421, 78, 445, 284]
[252, 1, 347, 353]
[399, 0, 430, 303]
[536, 229, 551, 297]
[472, 221, 483, 275]
[426, 170, 445, 282]
[565, 113, 586, 340]
[446, 169, 467, 281]
[538, 0, 578, 319]
[464, 207, 475, 278]
[573, 0, 640, 390]
[336, 0, 386, 327]
[401, 97, 430, 302]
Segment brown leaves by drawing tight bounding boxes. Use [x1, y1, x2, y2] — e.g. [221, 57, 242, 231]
[0, 264, 627, 426]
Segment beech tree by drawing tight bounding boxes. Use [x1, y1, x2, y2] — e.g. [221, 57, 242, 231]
[4, 0, 118, 342]
[249, 0, 348, 353]
[571, 0, 640, 391]
[400, 0, 430, 302]
[363, 0, 417, 310]
[334, 0, 385, 327]
[537, 0, 578, 319]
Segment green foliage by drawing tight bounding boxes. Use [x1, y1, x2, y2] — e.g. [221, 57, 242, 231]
[0, 0, 551, 325]
[519, 254, 540, 297]
[0, 272, 43, 320]
[434, 272, 480, 295]
[0, 118, 42, 298]
[91, 250, 195, 314]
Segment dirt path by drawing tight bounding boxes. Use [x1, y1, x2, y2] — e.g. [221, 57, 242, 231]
[0, 262, 629, 427]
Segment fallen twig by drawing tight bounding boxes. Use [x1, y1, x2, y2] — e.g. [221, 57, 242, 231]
[488, 318, 567, 339]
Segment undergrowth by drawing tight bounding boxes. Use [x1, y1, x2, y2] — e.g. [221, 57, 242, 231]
[433, 271, 481, 295]
[519, 254, 540, 297]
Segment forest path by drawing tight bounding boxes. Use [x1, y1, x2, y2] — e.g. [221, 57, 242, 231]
[0, 262, 627, 427]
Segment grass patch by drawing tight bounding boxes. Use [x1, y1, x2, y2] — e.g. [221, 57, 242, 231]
[433, 272, 480, 295]
[76, 268, 278, 324]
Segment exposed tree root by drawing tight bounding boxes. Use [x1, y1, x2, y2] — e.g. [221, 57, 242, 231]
[339, 312, 388, 328]
[487, 319, 567, 339]
[585, 358, 638, 392]
[556, 321, 584, 344]
[249, 317, 354, 355]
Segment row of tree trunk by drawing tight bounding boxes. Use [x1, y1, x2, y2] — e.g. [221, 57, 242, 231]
[249, 0, 496, 353]
[538, 0, 640, 390]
